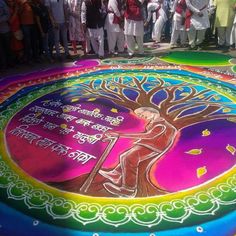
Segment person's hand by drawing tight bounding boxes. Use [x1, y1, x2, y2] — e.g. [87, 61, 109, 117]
[82, 23, 87, 32]
[198, 12, 203, 17]
[41, 31, 45, 38]
[53, 22, 59, 29]
[144, 21, 148, 27]
[105, 132, 119, 138]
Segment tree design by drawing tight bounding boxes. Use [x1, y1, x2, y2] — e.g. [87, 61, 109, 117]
[56, 73, 236, 197]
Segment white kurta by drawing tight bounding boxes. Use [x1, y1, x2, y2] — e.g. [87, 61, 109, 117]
[67, 0, 84, 41]
[186, 0, 210, 30]
[171, 0, 186, 31]
[170, 0, 187, 45]
[124, 0, 145, 37]
[230, 14, 236, 47]
[105, 0, 125, 53]
[105, 0, 122, 32]
[146, 2, 167, 41]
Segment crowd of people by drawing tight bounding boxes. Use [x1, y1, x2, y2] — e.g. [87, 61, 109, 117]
[0, 0, 236, 71]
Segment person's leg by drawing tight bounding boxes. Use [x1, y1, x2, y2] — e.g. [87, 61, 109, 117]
[180, 30, 187, 46]
[187, 25, 197, 48]
[2, 32, 14, 66]
[89, 28, 99, 55]
[21, 25, 32, 62]
[60, 23, 70, 56]
[31, 24, 40, 60]
[136, 35, 144, 54]
[42, 33, 52, 61]
[217, 27, 226, 46]
[53, 26, 61, 58]
[225, 26, 232, 47]
[117, 32, 125, 53]
[72, 40, 77, 54]
[196, 29, 206, 46]
[48, 28, 54, 58]
[107, 29, 116, 54]
[121, 146, 156, 189]
[170, 23, 180, 47]
[154, 17, 165, 43]
[125, 34, 136, 56]
[97, 27, 104, 57]
[0, 33, 7, 69]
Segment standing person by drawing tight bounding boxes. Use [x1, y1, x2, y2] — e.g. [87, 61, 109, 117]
[7, 0, 24, 63]
[18, 0, 40, 63]
[230, 3, 236, 49]
[169, 0, 187, 48]
[0, 0, 13, 70]
[46, 0, 71, 61]
[32, 0, 54, 62]
[105, 0, 125, 56]
[186, 0, 210, 50]
[145, 0, 167, 46]
[213, 0, 236, 51]
[67, 0, 86, 55]
[124, 0, 145, 58]
[99, 107, 177, 197]
[81, 0, 106, 59]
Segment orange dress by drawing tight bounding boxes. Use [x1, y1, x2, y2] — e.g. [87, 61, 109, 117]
[9, 6, 23, 52]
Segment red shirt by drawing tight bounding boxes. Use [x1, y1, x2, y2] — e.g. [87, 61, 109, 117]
[124, 0, 143, 21]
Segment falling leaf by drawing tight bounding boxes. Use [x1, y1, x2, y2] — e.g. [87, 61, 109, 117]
[111, 108, 118, 113]
[60, 91, 68, 95]
[227, 118, 236, 123]
[213, 95, 221, 101]
[63, 109, 69, 113]
[35, 112, 42, 117]
[226, 144, 236, 155]
[202, 129, 211, 137]
[222, 108, 231, 113]
[185, 149, 203, 155]
[60, 124, 67, 129]
[93, 108, 100, 113]
[180, 92, 190, 97]
[197, 166, 207, 178]
[198, 95, 205, 99]
[71, 98, 79, 102]
[87, 98, 96, 101]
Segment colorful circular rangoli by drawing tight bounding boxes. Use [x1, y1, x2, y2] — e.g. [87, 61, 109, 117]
[0, 58, 236, 236]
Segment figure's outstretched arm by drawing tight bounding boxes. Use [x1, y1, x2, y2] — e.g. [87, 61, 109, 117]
[105, 124, 166, 139]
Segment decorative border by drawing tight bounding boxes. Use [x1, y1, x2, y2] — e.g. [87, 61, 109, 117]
[0, 159, 236, 230]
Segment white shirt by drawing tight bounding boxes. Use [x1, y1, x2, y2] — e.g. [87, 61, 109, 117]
[186, 0, 210, 30]
[105, 0, 122, 32]
[46, 0, 66, 24]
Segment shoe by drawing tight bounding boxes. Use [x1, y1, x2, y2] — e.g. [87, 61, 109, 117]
[56, 56, 63, 62]
[222, 46, 230, 53]
[66, 54, 73, 60]
[99, 169, 121, 184]
[128, 53, 133, 59]
[170, 44, 177, 49]
[103, 182, 136, 198]
[188, 45, 197, 50]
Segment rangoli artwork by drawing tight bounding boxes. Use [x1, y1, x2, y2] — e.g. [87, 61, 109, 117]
[0, 52, 236, 236]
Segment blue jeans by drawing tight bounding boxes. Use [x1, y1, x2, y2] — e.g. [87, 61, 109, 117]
[21, 24, 39, 61]
[53, 23, 69, 57]
[0, 31, 13, 69]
